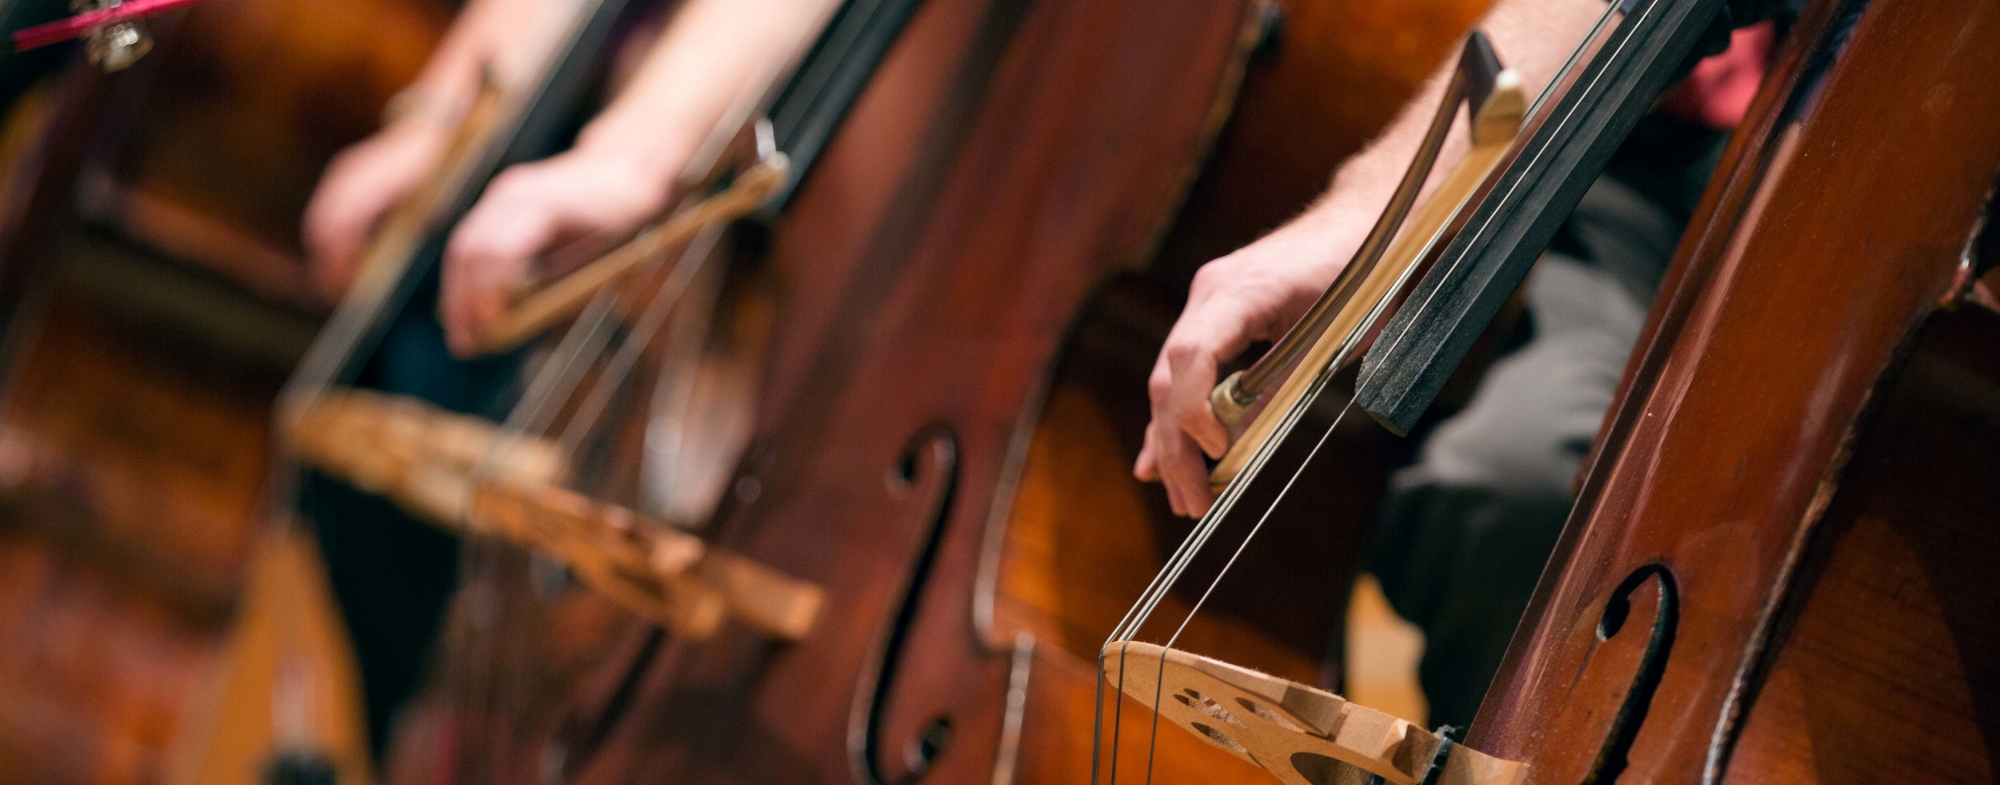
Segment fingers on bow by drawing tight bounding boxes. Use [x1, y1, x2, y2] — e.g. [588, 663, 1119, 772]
[1134, 276, 1275, 517]
[440, 173, 559, 357]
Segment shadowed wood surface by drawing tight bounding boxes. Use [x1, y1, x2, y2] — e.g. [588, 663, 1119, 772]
[0, 0, 445, 781]
[1720, 303, 2000, 785]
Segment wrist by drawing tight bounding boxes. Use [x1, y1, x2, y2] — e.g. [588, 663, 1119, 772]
[572, 112, 701, 195]
[1279, 202, 1372, 279]
[386, 49, 494, 129]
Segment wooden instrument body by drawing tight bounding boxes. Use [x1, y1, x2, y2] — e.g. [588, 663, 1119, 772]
[421, 0, 1398, 780]
[1471, 0, 2000, 780]
[384, 0, 1507, 783]
[998, 0, 1496, 725]
[0, 1, 447, 782]
[547, 1, 1272, 781]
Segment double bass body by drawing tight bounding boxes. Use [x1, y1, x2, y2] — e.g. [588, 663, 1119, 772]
[563, 0, 1277, 780]
[500, 0, 1491, 782]
[1474, 0, 2000, 781]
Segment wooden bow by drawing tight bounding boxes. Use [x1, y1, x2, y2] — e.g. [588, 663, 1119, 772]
[1207, 36, 1526, 487]
[467, 153, 791, 355]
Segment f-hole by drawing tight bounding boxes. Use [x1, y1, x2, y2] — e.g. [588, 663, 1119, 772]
[546, 625, 667, 782]
[856, 427, 960, 785]
[1581, 563, 1679, 785]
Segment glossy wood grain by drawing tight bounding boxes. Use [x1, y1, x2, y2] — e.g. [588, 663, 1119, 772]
[0, 2, 446, 780]
[1470, 0, 2000, 781]
[1153, 0, 1493, 281]
[387, 0, 1497, 781]
[1720, 303, 2000, 785]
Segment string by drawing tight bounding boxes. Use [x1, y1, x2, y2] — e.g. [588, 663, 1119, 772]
[1109, 0, 1631, 672]
[553, 225, 727, 459]
[1092, 1, 1637, 779]
[448, 28, 807, 762]
[238, 0, 623, 771]
[444, 212, 724, 766]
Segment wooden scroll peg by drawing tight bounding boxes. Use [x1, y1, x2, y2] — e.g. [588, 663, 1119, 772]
[1207, 35, 1526, 487]
[1101, 641, 1527, 785]
[470, 480, 822, 641]
[285, 388, 568, 525]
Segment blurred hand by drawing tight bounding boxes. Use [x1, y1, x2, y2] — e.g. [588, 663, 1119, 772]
[302, 122, 453, 301]
[1134, 218, 1360, 517]
[438, 141, 678, 356]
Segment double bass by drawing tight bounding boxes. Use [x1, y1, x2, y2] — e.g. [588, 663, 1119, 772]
[277, 0, 1492, 783]
[364, 0, 1330, 778]
[0, 0, 448, 780]
[1094, 0, 2000, 783]
[1472, 0, 2000, 779]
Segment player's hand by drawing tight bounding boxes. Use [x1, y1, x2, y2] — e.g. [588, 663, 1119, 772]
[1135, 218, 1358, 517]
[302, 122, 453, 301]
[438, 141, 678, 356]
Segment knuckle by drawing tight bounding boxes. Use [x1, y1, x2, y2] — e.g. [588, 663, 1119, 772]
[1162, 340, 1212, 373]
[1175, 405, 1217, 433]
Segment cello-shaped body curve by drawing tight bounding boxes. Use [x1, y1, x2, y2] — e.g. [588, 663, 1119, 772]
[1472, 0, 2000, 781]
[549, 0, 1279, 782]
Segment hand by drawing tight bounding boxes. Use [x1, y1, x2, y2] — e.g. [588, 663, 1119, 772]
[302, 122, 453, 301]
[1134, 218, 1360, 517]
[438, 140, 679, 357]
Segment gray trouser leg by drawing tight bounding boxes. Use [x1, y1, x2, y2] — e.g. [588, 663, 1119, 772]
[1368, 250, 1651, 729]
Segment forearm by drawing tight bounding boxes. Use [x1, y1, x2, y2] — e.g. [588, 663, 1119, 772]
[396, 0, 557, 122]
[572, 0, 843, 186]
[1286, 0, 1611, 265]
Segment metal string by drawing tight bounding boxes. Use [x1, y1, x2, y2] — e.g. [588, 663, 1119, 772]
[447, 4, 834, 761]
[553, 226, 726, 459]
[1090, 2, 1632, 779]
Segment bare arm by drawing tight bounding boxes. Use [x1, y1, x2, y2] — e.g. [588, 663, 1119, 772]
[436, 0, 841, 355]
[403, 0, 558, 120]
[1136, 0, 1612, 517]
[301, 0, 583, 300]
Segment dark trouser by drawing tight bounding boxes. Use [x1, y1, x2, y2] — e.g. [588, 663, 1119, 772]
[1368, 174, 1677, 730]
[301, 270, 522, 761]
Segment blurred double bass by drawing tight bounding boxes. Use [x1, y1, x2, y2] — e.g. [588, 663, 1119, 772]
[0, 0, 674, 780]
[0, 0, 447, 781]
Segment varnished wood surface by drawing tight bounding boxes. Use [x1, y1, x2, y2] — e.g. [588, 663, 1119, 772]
[85, 0, 451, 308]
[1471, 0, 2000, 781]
[0, 519, 213, 784]
[1720, 302, 2000, 785]
[513, 0, 1277, 782]
[0, 1, 446, 781]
